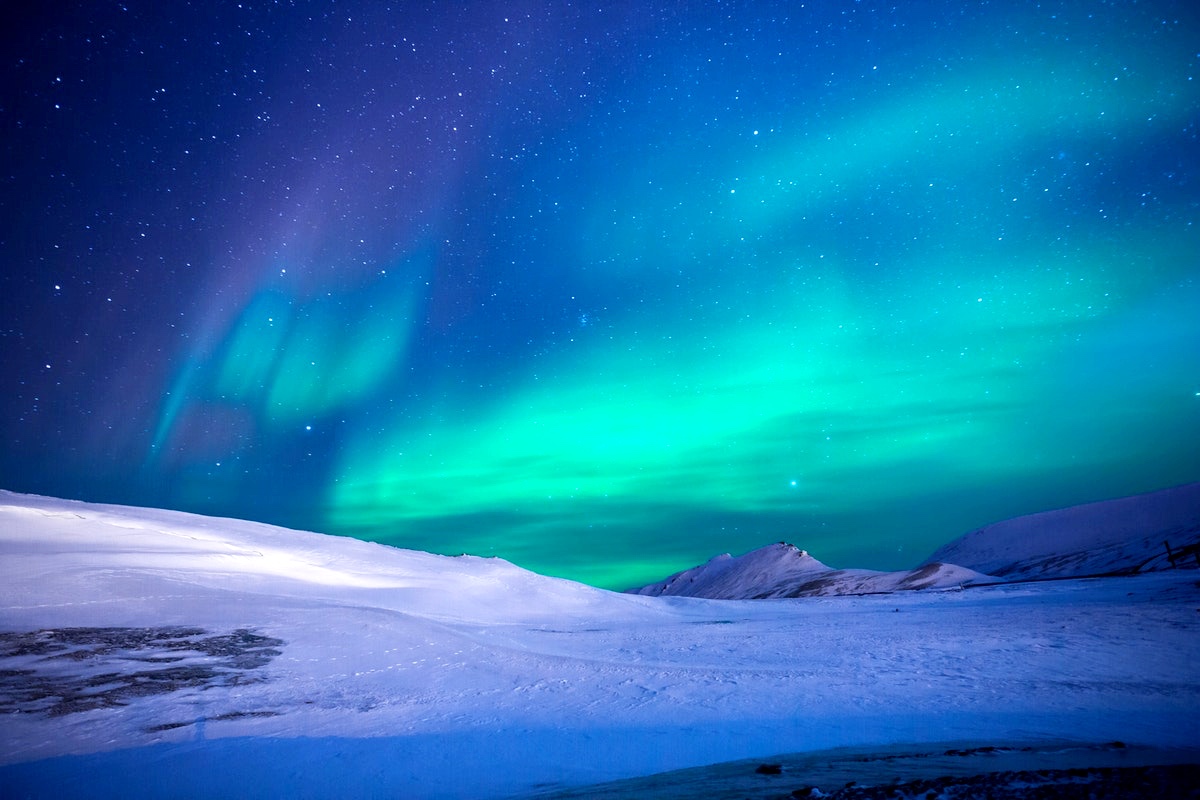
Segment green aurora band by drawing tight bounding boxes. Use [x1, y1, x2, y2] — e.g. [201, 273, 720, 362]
[90, 3, 1200, 590]
[322, 25, 1199, 588]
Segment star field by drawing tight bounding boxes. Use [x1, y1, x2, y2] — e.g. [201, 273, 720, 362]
[2, 2, 1198, 588]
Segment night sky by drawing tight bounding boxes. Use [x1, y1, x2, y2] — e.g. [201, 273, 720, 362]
[2, 2, 1198, 589]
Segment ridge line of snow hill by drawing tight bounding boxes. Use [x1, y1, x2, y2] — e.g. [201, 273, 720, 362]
[0, 489, 655, 627]
[920, 482, 1200, 581]
[628, 542, 993, 599]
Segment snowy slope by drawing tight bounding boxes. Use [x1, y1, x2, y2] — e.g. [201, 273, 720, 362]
[2, 490, 1199, 799]
[629, 542, 992, 598]
[921, 482, 1200, 580]
[0, 489, 625, 627]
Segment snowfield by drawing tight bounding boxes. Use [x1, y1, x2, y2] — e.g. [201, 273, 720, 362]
[2, 489, 1199, 798]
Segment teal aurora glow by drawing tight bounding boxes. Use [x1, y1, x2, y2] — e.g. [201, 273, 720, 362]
[2, 2, 1197, 588]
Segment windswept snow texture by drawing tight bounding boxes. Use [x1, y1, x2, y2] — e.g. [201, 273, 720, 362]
[922, 482, 1200, 580]
[630, 542, 993, 599]
[2, 490, 1199, 799]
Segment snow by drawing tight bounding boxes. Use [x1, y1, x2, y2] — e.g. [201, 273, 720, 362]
[629, 542, 994, 598]
[2, 489, 1199, 799]
[922, 481, 1200, 580]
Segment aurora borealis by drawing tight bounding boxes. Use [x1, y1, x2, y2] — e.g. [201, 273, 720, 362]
[2, 2, 1198, 589]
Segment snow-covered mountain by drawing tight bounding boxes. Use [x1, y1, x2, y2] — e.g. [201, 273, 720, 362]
[632, 483, 1200, 599]
[921, 482, 1200, 581]
[3, 489, 1199, 799]
[628, 542, 992, 599]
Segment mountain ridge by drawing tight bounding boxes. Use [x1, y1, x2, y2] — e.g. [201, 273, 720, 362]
[921, 481, 1200, 581]
[630, 482, 1200, 599]
[628, 542, 992, 599]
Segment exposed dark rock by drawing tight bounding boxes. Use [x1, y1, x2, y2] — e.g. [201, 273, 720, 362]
[782, 764, 1200, 799]
[0, 626, 284, 717]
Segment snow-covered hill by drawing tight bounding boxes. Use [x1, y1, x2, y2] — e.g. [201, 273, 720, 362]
[0, 489, 624, 628]
[921, 482, 1200, 580]
[2, 489, 1199, 799]
[628, 542, 992, 599]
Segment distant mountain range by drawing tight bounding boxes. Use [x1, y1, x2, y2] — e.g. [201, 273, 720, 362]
[630, 482, 1200, 599]
[628, 543, 991, 599]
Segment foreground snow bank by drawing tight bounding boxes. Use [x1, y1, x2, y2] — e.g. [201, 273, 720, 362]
[2, 491, 1198, 799]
